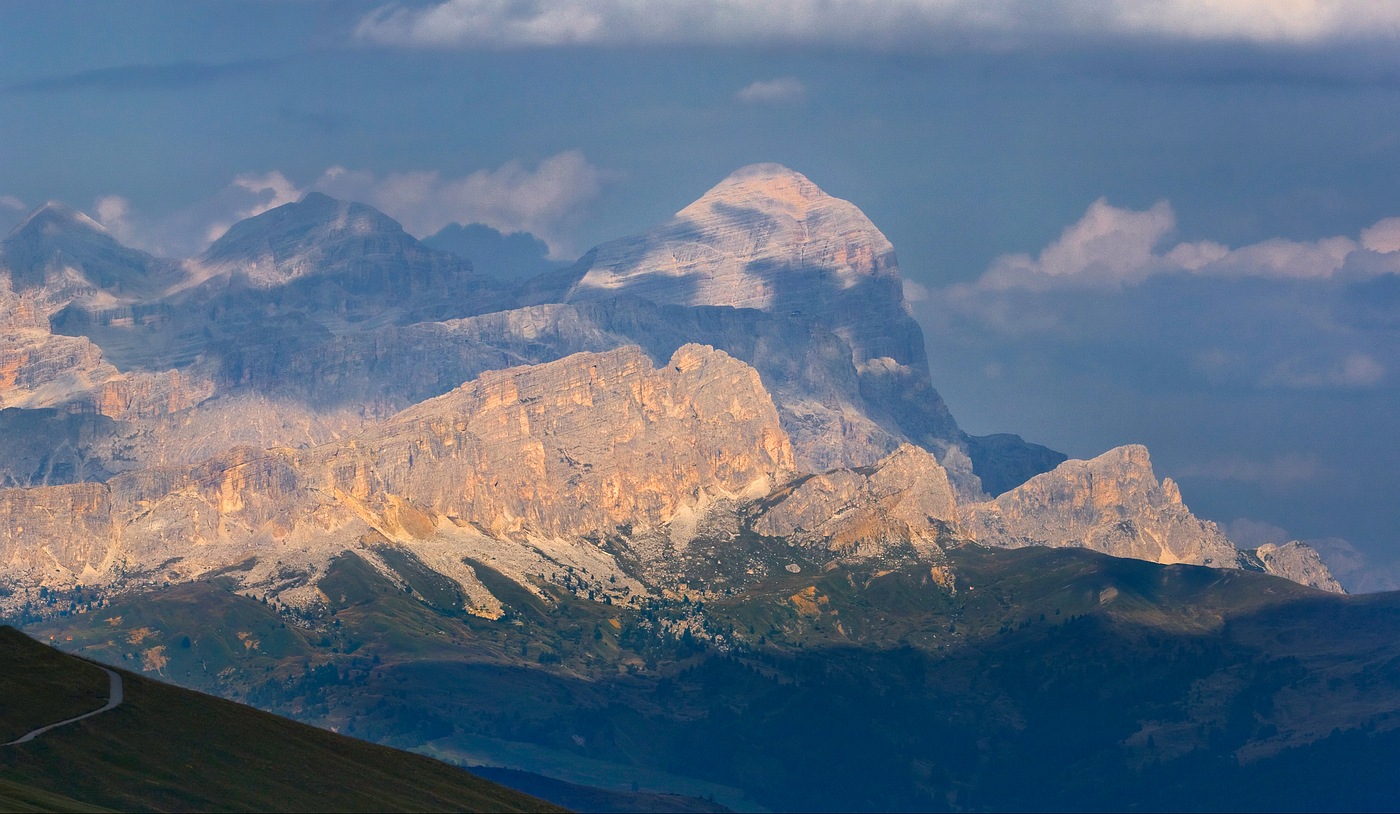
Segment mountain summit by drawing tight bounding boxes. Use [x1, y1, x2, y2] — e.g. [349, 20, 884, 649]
[564, 163, 921, 367]
[1, 202, 173, 298]
[194, 192, 467, 292]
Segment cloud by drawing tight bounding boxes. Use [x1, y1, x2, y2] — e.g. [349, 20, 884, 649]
[736, 77, 806, 105]
[1176, 453, 1325, 488]
[0, 195, 25, 212]
[1305, 537, 1400, 593]
[85, 152, 607, 261]
[1262, 352, 1386, 389]
[980, 198, 1176, 289]
[1360, 216, 1400, 252]
[4, 60, 267, 94]
[902, 278, 930, 303]
[304, 151, 607, 258]
[966, 197, 1400, 290]
[355, 1, 1400, 50]
[199, 171, 305, 244]
[92, 195, 139, 245]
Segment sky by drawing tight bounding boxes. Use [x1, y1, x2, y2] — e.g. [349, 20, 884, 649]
[2, 1, 1400, 589]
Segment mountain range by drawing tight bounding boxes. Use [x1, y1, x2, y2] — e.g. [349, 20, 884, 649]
[0, 164, 1385, 811]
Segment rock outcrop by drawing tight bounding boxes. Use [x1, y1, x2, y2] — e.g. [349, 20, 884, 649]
[0, 482, 115, 584]
[0, 202, 178, 301]
[527, 164, 1035, 497]
[1249, 541, 1345, 593]
[321, 343, 794, 541]
[751, 444, 957, 557]
[961, 445, 1344, 593]
[964, 445, 1245, 568]
[0, 345, 795, 610]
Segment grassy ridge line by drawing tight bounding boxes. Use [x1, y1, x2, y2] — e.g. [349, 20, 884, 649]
[0, 628, 562, 813]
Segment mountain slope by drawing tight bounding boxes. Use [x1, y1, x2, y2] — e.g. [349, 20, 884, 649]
[0, 626, 555, 812]
[525, 163, 1064, 497]
[29, 547, 1398, 812]
[0, 203, 177, 300]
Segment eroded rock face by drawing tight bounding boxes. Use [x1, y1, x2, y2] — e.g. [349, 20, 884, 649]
[751, 444, 957, 557]
[962, 445, 1246, 568]
[322, 343, 794, 540]
[0, 345, 794, 610]
[0, 483, 115, 583]
[0, 202, 178, 301]
[1251, 542, 1345, 593]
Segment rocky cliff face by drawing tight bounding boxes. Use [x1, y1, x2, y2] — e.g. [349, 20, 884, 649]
[964, 445, 1248, 569]
[0, 482, 115, 584]
[0, 345, 795, 610]
[751, 444, 957, 558]
[0, 176, 1348, 611]
[1249, 541, 1345, 593]
[1, 202, 178, 302]
[321, 343, 794, 541]
[531, 164, 1012, 496]
[960, 445, 1343, 593]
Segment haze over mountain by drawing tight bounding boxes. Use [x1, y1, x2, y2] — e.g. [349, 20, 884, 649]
[0, 164, 1338, 614]
[2, 163, 1386, 811]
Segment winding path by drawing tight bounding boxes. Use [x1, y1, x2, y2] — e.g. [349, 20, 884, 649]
[5, 666, 123, 745]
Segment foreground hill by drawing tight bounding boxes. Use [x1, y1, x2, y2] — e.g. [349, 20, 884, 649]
[0, 627, 555, 813]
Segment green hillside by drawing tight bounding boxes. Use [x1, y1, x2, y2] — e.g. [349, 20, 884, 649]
[0, 627, 559, 813]
[27, 546, 1400, 811]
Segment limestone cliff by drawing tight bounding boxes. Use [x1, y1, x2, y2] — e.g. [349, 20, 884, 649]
[960, 445, 1344, 593]
[0, 345, 795, 612]
[319, 343, 794, 541]
[0, 482, 115, 584]
[750, 444, 957, 558]
[962, 445, 1244, 568]
[1249, 541, 1345, 593]
[532, 164, 1012, 496]
[563, 164, 925, 369]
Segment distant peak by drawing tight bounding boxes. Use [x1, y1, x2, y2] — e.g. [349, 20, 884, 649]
[296, 191, 340, 207]
[722, 162, 813, 185]
[10, 200, 108, 237]
[678, 164, 851, 224]
[704, 163, 823, 198]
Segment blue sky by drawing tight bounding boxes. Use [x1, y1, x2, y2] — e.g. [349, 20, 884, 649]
[3, 1, 1400, 587]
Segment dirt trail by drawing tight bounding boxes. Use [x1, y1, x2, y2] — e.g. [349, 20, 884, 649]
[6, 666, 123, 745]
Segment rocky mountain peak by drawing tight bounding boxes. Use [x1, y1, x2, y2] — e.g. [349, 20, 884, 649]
[675, 163, 872, 229]
[9, 201, 108, 239]
[192, 193, 448, 289]
[567, 163, 901, 317]
[1, 201, 170, 296]
[1250, 541, 1345, 593]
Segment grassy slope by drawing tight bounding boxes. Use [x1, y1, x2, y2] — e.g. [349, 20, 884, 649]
[26, 545, 1400, 811]
[0, 628, 559, 813]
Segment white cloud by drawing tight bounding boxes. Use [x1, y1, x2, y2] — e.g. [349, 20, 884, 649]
[736, 77, 806, 105]
[0, 195, 25, 212]
[93, 194, 137, 244]
[981, 198, 1176, 289]
[901, 278, 930, 303]
[1360, 216, 1400, 253]
[355, 0, 1400, 50]
[84, 152, 608, 261]
[1176, 453, 1325, 488]
[1263, 352, 1385, 389]
[969, 198, 1400, 290]
[304, 151, 606, 258]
